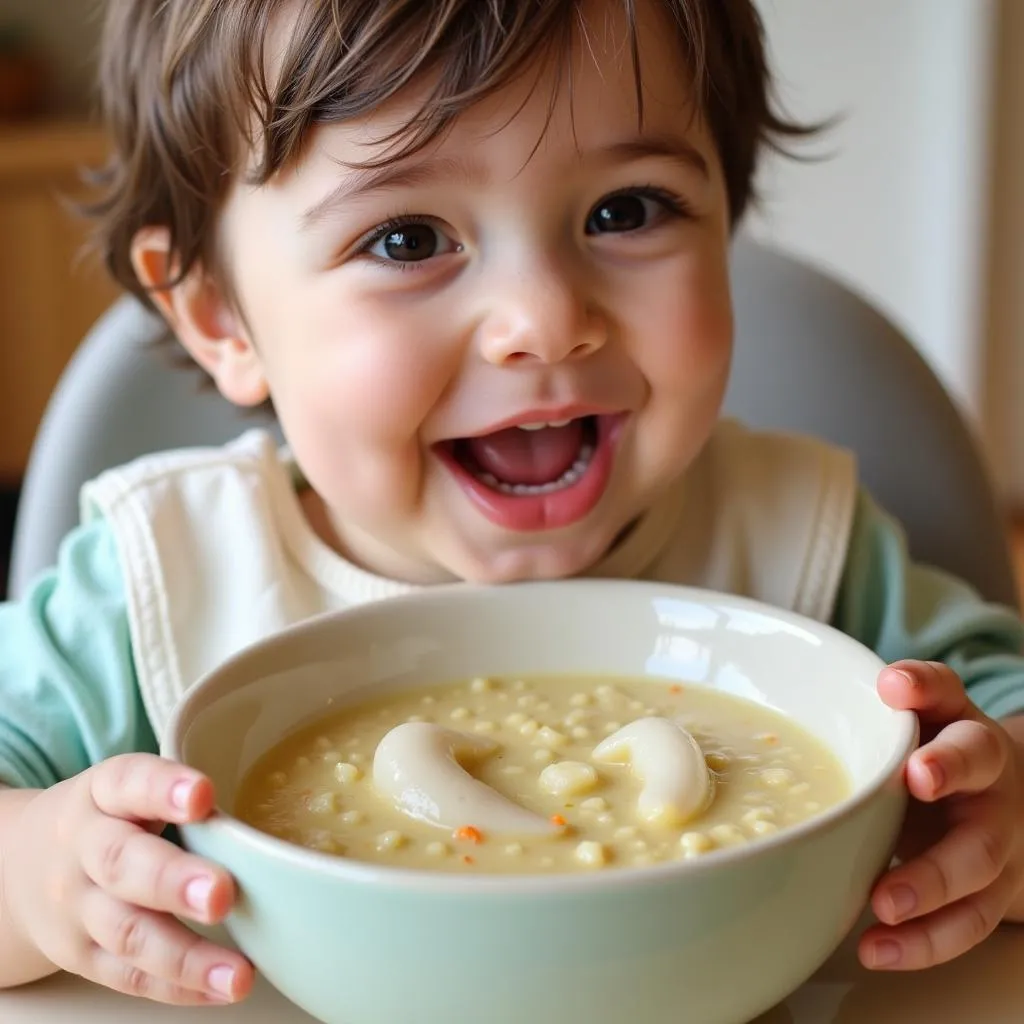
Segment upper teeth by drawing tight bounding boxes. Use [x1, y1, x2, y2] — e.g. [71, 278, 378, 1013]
[518, 419, 572, 432]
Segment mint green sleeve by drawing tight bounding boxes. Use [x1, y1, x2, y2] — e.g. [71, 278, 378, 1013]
[0, 519, 158, 789]
[832, 489, 1024, 721]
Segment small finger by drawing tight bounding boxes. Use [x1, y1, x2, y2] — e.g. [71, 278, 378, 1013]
[878, 661, 975, 725]
[89, 754, 215, 825]
[86, 950, 245, 1006]
[81, 818, 235, 924]
[872, 818, 1010, 925]
[860, 869, 1017, 970]
[906, 720, 1008, 801]
[82, 890, 253, 1003]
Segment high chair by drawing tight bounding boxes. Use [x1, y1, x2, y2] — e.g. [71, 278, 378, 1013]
[7, 239, 1018, 608]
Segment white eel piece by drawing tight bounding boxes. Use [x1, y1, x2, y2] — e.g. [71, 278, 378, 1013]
[592, 717, 713, 827]
[372, 722, 559, 835]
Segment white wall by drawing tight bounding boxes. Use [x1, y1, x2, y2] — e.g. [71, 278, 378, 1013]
[745, 0, 997, 429]
[984, 0, 1024, 502]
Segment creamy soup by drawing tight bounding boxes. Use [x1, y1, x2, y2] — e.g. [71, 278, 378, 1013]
[235, 676, 849, 873]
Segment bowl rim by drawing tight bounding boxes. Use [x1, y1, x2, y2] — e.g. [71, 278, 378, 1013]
[164, 579, 919, 895]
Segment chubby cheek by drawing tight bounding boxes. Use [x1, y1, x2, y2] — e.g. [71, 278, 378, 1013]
[254, 294, 456, 520]
[628, 249, 733, 475]
[643, 248, 732, 390]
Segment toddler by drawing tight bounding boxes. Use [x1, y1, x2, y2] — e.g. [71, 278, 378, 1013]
[0, 0, 1022, 1008]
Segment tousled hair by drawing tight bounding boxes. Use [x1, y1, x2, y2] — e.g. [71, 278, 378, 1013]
[89, 0, 810, 306]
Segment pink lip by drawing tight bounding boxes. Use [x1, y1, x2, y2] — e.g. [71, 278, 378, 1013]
[435, 412, 629, 533]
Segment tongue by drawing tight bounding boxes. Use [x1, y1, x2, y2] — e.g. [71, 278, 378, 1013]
[466, 420, 585, 486]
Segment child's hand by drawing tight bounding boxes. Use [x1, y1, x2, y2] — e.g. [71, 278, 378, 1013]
[3, 754, 253, 1004]
[859, 660, 1024, 971]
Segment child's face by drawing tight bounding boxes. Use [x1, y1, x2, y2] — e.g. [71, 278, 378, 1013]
[192, 0, 732, 584]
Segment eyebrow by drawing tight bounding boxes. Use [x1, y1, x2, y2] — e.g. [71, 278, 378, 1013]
[599, 133, 710, 179]
[301, 156, 485, 231]
[300, 132, 709, 230]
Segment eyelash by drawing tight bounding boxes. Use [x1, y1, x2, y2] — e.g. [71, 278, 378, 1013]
[354, 185, 694, 271]
[599, 184, 694, 223]
[354, 213, 434, 273]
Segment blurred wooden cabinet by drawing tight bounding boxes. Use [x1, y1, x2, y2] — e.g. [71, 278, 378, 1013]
[0, 121, 120, 483]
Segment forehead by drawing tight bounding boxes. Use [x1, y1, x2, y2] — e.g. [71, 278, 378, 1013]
[262, 0, 710, 177]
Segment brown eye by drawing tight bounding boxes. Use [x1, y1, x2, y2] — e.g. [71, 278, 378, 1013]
[364, 218, 461, 266]
[378, 223, 437, 262]
[587, 194, 648, 234]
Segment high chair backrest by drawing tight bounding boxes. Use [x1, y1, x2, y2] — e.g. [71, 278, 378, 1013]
[8, 239, 1018, 608]
[722, 241, 1016, 608]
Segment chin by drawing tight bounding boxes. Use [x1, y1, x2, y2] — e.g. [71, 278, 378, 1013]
[450, 526, 618, 585]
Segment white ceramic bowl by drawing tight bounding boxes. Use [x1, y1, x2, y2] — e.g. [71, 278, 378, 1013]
[164, 580, 916, 1024]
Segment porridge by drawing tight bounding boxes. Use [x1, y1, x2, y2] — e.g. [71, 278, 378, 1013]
[235, 675, 849, 873]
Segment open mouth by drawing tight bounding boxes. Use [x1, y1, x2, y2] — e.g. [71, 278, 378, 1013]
[436, 414, 625, 532]
[454, 416, 598, 496]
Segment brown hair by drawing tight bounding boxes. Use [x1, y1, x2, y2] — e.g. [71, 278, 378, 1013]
[89, 0, 809, 309]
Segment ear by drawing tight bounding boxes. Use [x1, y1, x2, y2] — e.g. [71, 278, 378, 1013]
[130, 226, 270, 407]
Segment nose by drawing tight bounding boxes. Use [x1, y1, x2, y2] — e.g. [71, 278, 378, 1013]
[477, 262, 606, 366]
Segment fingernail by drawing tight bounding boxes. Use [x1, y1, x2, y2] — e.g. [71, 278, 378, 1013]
[171, 779, 193, 811]
[926, 759, 945, 792]
[871, 940, 902, 968]
[207, 965, 236, 998]
[185, 876, 214, 912]
[887, 885, 917, 921]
